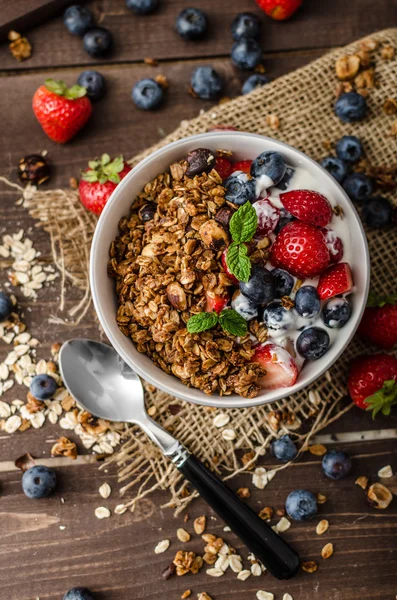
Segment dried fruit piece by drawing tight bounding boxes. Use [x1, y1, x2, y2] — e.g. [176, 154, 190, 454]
[367, 482, 393, 509]
[186, 148, 216, 177]
[161, 563, 176, 579]
[18, 155, 51, 185]
[335, 55, 360, 80]
[321, 542, 334, 559]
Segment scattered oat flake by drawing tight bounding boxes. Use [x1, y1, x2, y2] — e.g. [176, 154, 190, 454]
[177, 528, 191, 543]
[316, 492, 327, 504]
[5, 414, 21, 433]
[309, 444, 327, 456]
[316, 519, 329, 535]
[115, 504, 128, 515]
[206, 568, 224, 577]
[301, 561, 318, 573]
[256, 592, 274, 600]
[321, 542, 334, 559]
[94, 506, 111, 519]
[197, 594, 212, 600]
[222, 427, 236, 441]
[275, 517, 291, 533]
[237, 569, 251, 581]
[193, 515, 206, 535]
[213, 413, 230, 428]
[154, 539, 170, 554]
[378, 465, 393, 478]
[99, 482, 112, 499]
[181, 591, 191, 599]
[282, 595, 293, 600]
[251, 563, 262, 576]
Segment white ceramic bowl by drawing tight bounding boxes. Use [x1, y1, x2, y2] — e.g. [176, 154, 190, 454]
[90, 132, 370, 408]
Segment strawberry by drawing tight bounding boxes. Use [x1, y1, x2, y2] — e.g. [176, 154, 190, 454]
[233, 160, 252, 175]
[255, 0, 302, 20]
[317, 262, 353, 300]
[205, 290, 230, 314]
[321, 228, 344, 263]
[270, 220, 330, 278]
[79, 154, 132, 215]
[32, 79, 92, 143]
[280, 189, 332, 228]
[214, 157, 233, 181]
[221, 249, 239, 285]
[251, 343, 298, 390]
[348, 353, 397, 417]
[358, 294, 397, 350]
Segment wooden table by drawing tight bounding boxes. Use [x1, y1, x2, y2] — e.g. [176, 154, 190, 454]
[0, 2, 396, 599]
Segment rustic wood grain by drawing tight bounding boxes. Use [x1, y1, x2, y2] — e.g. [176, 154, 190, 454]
[0, 0, 395, 70]
[0, 1, 396, 598]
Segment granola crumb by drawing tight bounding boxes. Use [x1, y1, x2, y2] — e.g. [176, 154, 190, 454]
[258, 506, 273, 520]
[301, 560, 318, 573]
[237, 487, 251, 499]
[8, 30, 32, 61]
[193, 515, 206, 535]
[181, 591, 191, 599]
[383, 98, 397, 115]
[51, 436, 78, 459]
[69, 177, 78, 189]
[155, 74, 168, 89]
[316, 492, 327, 504]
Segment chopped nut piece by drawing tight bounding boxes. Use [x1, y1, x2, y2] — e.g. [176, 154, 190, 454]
[301, 560, 318, 573]
[177, 528, 191, 543]
[383, 98, 397, 115]
[181, 591, 191, 599]
[147, 405, 156, 416]
[51, 436, 78, 459]
[99, 482, 112, 499]
[275, 517, 291, 533]
[321, 542, 334, 559]
[197, 593, 212, 600]
[167, 282, 187, 311]
[360, 37, 378, 51]
[193, 515, 206, 535]
[94, 506, 111, 519]
[381, 44, 395, 60]
[8, 31, 32, 61]
[258, 506, 273, 520]
[316, 519, 329, 535]
[355, 475, 369, 490]
[378, 465, 393, 478]
[316, 492, 327, 504]
[237, 487, 251, 499]
[308, 444, 327, 456]
[155, 539, 170, 554]
[335, 55, 360, 80]
[199, 219, 229, 250]
[367, 482, 393, 509]
[14, 452, 35, 471]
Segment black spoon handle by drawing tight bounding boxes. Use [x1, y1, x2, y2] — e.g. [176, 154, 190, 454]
[178, 454, 300, 580]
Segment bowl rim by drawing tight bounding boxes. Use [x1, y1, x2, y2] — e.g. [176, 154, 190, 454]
[90, 131, 370, 409]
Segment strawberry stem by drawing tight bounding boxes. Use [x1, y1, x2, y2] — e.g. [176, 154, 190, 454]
[364, 379, 397, 418]
[45, 79, 87, 100]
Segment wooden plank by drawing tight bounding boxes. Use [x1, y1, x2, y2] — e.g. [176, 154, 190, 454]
[0, 51, 325, 189]
[0, 0, 85, 42]
[0, 0, 394, 70]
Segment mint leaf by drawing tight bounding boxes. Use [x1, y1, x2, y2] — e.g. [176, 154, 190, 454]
[187, 312, 219, 333]
[229, 201, 258, 243]
[219, 309, 247, 337]
[226, 242, 251, 283]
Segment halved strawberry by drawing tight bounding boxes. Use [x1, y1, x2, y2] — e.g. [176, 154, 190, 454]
[221, 249, 239, 284]
[205, 290, 230, 313]
[233, 160, 252, 175]
[270, 220, 330, 279]
[214, 156, 233, 181]
[321, 228, 344, 263]
[253, 198, 280, 236]
[280, 190, 332, 228]
[317, 263, 353, 300]
[251, 342, 298, 390]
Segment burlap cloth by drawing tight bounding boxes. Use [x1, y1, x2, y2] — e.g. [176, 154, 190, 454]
[18, 29, 397, 513]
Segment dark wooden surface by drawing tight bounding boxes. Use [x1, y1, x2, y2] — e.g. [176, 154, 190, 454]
[0, 1, 396, 599]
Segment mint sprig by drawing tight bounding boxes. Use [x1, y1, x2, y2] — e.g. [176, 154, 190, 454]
[81, 154, 125, 185]
[187, 309, 247, 337]
[45, 78, 87, 100]
[226, 202, 258, 282]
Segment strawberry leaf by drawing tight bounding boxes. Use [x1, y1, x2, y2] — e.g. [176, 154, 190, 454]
[108, 173, 121, 184]
[101, 154, 111, 166]
[64, 85, 87, 100]
[45, 79, 87, 99]
[81, 155, 126, 185]
[364, 379, 397, 419]
[367, 291, 397, 308]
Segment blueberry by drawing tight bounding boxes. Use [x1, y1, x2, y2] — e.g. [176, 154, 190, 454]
[231, 12, 261, 41]
[285, 489, 317, 521]
[132, 78, 164, 110]
[271, 435, 298, 462]
[343, 173, 373, 203]
[321, 156, 348, 183]
[242, 74, 269, 95]
[30, 374, 57, 400]
[322, 450, 352, 480]
[186, 148, 216, 177]
[231, 39, 262, 70]
[260, 302, 295, 331]
[271, 268, 294, 298]
[63, 5, 94, 36]
[125, 0, 158, 14]
[0, 291, 13, 321]
[77, 70, 106, 101]
[175, 8, 208, 40]
[224, 172, 256, 205]
[322, 298, 351, 328]
[250, 151, 286, 186]
[63, 588, 95, 600]
[274, 166, 295, 191]
[138, 202, 156, 222]
[231, 290, 258, 321]
[296, 327, 330, 360]
[83, 28, 113, 58]
[336, 135, 363, 163]
[335, 92, 368, 123]
[362, 196, 393, 228]
[190, 66, 223, 100]
[22, 465, 56, 499]
[274, 208, 295, 233]
[295, 286, 321, 319]
[239, 265, 274, 305]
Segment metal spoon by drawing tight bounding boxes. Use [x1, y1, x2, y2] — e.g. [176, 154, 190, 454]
[59, 339, 300, 579]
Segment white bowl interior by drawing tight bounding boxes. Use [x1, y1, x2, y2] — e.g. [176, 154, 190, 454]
[90, 132, 369, 408]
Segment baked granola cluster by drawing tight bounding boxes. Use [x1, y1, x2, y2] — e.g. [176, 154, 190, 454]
[109, 162, 265, 398]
